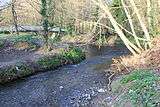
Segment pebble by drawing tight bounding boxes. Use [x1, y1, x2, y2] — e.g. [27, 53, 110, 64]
[82, 94, 91, 99]
[104, 96, 112, 102]
[97, 88, 106, 93]
[15, 66, 20, 71]
[59, 86, 64, 91]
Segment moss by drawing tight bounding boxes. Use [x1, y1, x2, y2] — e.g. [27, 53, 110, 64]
[15, 63, 33, 77]
[0, 63, 33, 83]
[0, 67, 17, 78]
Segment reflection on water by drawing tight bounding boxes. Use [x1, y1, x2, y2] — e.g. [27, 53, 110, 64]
[85, 44, 129, 58]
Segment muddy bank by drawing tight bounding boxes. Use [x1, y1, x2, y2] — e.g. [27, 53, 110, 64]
[0, 41, 85, 84]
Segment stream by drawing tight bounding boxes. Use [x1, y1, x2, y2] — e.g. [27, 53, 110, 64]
[0, 45, 129, 107]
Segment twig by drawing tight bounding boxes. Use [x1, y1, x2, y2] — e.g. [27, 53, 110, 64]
[108, 72, 115, 91]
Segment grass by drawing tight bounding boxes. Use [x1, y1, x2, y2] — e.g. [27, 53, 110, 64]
[9, 34, 42, 44]
[0, 33, 42, 42]
[0, 33, 63, 48]
[0, 34, 11, 40]
[112, 69, 160, 107]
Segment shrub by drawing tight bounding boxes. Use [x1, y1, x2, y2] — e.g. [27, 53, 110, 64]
[61, 47, 86, 64]
[37, 56, 62, 70]
[37, 47, 85, 70]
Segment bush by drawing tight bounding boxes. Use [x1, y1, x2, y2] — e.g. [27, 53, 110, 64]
[37, 47, 85, 70]
[37, 56, 62, 70]
[61, 47, 85, 63]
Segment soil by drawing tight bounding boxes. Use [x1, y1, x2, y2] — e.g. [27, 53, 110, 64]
[0, 41, 41, 68]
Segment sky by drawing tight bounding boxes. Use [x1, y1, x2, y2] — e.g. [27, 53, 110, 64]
[0, 0, 11, 7]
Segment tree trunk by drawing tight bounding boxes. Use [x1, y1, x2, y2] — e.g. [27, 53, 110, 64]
[92, 0, 141, 55]
[11, 0, 19, 35]
[121, 0, 142, 49]
[129, 0, 151, 48]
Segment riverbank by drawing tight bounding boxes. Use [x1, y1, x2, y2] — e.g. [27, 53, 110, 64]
[2, 33, 159, 107]
[61, 34, 122, 46]
[108, 37, 160, 107]
[0, 35, 85, 84]
[0, 43, 129, 107]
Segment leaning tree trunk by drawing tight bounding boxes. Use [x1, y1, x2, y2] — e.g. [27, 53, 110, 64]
[121, 0, 142, 50]
[147, 0, 157, 36]
[147, 0, 152, 33]
[129, 0, 151, 48]
[92, 0, 141, 55]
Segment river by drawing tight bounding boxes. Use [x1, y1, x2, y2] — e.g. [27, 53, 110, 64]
[0, 45, 129, 107]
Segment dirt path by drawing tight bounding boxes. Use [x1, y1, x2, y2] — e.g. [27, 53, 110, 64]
[0, 44, 40, 67]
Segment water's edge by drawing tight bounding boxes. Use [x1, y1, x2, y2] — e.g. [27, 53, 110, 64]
[0, 45, 129, 107]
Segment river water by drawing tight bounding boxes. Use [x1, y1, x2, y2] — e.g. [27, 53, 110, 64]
[0, 45, 129, 107]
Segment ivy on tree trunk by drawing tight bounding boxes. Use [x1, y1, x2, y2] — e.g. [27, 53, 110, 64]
[40, 0, 49, 48]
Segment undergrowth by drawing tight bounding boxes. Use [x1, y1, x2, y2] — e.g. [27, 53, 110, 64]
[115, 70, 160, 107]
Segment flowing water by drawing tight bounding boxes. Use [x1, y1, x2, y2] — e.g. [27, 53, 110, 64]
[0, 45, 129, 107]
